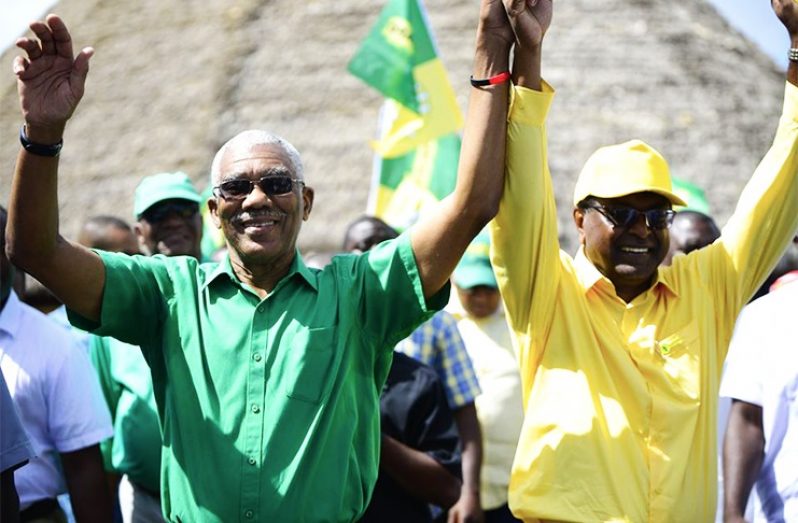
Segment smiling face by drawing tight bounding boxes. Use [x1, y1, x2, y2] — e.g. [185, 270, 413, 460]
[574, 192, 671, 301]
[208, 142, 314, 269]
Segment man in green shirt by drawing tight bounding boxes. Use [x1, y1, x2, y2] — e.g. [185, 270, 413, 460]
[6, 1, 517, 521]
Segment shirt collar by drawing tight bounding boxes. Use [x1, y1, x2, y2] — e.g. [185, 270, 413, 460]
[201, 249, 318, 292]
[573, 247, 679, 298]
[0, 291, 23, 339]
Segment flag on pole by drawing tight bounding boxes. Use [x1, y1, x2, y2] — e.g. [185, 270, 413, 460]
[348, 0, 462, 229]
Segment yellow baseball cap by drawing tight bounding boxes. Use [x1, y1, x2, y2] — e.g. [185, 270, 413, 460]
[573, 139, 687, 207]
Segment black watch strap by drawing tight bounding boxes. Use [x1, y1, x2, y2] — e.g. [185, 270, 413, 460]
[19, 125, 63, 157]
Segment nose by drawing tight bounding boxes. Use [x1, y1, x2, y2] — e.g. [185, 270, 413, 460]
[241, 183, 275, 210]
[626, 211, 652, 238]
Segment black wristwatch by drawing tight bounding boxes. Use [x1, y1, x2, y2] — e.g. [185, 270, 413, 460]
[19, 125, 63, 157]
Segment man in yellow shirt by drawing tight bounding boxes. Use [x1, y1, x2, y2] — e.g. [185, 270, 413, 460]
[492, 1, 798, 521]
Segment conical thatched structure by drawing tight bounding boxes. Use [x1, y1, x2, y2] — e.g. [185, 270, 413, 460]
[0, 0, 785, 254]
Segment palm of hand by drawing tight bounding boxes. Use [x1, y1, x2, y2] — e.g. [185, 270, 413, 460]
[18, 54, 81, 127]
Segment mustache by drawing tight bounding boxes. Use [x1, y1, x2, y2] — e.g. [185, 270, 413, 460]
[232, 210, 286, 226]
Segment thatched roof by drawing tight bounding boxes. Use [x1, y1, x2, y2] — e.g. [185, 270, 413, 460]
[0, 0, 785, 254]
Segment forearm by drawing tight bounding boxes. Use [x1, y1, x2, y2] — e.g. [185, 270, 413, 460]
[454, 403, 483, 501]
[7, 127, 63, 270]
[454, 35, 511, 230]
[411, 25, 511, 298]
[380, 434, 462, 508]
[61, 445, 114, 523]
[9, 136, 106, 320]
[723, 400, 764, 520]
[512, 45, 542, 91]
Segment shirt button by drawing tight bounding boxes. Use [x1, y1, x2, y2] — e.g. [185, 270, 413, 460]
[248, 457, 257, 465]
[257, 305, 265, 313]
[251, 404, 261, 414]
[253, 353, 262, 362]
[244, 510, 254, 519]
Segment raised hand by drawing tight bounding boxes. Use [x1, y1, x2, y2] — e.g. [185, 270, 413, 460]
[773, 0, 798, 38]
[478, 0, 514, 48]
[503, 0, 553, 51]
[13, 15, 93, 136]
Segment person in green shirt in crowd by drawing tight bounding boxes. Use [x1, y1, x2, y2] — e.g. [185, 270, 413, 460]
[87, 172, 201, 522]
[5, 0, 520, 520]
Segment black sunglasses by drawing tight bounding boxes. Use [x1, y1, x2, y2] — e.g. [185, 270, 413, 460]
[213, 177, 304, 200]
[141, 201, 199, 223]
[581, 202, 675, 230]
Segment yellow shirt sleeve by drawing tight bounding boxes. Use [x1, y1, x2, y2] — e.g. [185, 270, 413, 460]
[686, 82, 798, 353]
[490, 83, 556, 361]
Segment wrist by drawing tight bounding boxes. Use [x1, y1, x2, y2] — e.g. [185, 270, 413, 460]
[20, 125, 63, 157]
[473, 48, 511, 80]
[23, 123, 65, 145]
[460, 484, 480, 497]
[512, 46, 542, 90]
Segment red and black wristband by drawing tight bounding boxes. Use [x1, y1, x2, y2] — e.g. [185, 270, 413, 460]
[469, 71, 511, 88]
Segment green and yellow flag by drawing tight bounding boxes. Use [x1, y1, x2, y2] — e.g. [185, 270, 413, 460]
[349, 0, 462, 229]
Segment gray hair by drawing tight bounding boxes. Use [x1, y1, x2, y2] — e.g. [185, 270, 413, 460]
[210, 130, 305, 187]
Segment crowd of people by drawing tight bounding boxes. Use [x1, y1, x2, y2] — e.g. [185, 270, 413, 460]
[2, 0, 798, 522]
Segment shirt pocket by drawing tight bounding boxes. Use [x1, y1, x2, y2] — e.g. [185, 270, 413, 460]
[655, 321, 701, 400]
[285, 326, 337, 404]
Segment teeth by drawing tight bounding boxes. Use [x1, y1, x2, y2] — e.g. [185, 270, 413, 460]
[244, 220, 277, 227]
[621, 247, 649, 253]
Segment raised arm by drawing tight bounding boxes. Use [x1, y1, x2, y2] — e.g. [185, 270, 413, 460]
[6, 15, 105, 322]
[709, 1, 798, 313]
[410, 0, 514, 299]
[490, 0, 555, 335]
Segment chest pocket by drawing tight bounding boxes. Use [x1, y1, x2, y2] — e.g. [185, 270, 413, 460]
[285, 326, 337, 404]
[656, 321, 700, 400]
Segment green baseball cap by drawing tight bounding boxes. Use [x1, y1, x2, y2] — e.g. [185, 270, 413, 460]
[453, 231, 497, 289]
[133, 171, 202, 218]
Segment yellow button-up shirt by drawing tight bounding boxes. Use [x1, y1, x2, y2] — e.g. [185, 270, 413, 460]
[491, 82, 798, 522]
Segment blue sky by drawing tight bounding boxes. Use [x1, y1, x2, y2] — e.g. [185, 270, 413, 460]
[0, 1, 790, 67]
[706, 0, 789, 69]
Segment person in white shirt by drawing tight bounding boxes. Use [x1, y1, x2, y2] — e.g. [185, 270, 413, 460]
[721, 280, 798, 522]
[0, 205, 113, 522]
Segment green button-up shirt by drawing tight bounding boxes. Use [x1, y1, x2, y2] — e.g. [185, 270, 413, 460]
[70, 233, 446, 522]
